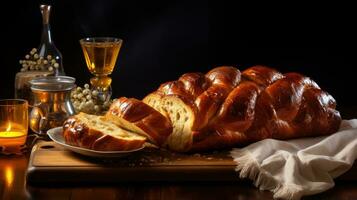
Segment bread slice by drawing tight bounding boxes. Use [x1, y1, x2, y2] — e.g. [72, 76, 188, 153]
[63, 112, 146, 151]
[105, 97, 172, 146]
[143, 93, 194, 152]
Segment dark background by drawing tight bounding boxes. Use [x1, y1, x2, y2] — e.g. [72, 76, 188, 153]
[0, 1, 355, 106]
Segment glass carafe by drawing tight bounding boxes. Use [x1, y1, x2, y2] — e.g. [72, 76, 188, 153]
[38, 4, 65, 76]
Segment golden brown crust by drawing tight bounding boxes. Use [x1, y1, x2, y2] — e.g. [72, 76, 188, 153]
[291, 88, 340, 138]
[206, 66, 241, 88]
[214, 81, 261, 133]
[242, 65, 284, 86]
[63, 116, 145, 151]
[106, 97, 172, 146]
[178, 72, 210, 98]
[193, 66, 241, 130]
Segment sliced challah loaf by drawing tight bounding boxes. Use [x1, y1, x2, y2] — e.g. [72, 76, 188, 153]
[144, 65, 341, 152]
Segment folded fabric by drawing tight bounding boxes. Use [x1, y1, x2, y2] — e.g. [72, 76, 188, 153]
[230, 119, 357, 200]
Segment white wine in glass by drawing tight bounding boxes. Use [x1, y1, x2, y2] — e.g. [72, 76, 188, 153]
[80, 37, 123, 102]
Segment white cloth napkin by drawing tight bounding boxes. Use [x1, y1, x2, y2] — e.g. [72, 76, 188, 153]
[230, 119, 357, 200]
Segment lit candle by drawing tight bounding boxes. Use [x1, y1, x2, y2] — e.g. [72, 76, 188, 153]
[0, 122, 27, 147]
[0, 99, 28, 154]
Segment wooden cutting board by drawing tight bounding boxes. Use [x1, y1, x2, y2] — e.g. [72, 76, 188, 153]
[26, 141, 238, 184]
[26, 141, 357, 184]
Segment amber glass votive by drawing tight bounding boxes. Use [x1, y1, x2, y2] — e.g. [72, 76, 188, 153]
[0, 99, 28, 155]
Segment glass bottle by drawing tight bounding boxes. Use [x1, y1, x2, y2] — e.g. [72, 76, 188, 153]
[38, 4, 65, 76]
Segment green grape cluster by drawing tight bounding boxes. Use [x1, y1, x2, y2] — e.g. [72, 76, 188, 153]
[19, 48, 59, 72]
[71, 84, 112, 115]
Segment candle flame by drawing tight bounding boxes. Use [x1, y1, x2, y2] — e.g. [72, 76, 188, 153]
[6, 122, 11, 132]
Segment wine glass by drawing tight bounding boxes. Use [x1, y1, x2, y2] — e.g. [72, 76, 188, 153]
[80, 37, 123, 103]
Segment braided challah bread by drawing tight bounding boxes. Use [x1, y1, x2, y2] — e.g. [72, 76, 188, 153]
[143, 65, 341, 152]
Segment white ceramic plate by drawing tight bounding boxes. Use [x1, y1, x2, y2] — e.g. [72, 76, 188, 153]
[47, 127, 145, 158]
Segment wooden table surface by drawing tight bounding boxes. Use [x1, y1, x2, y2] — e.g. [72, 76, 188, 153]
[1, 106, 357, 200]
